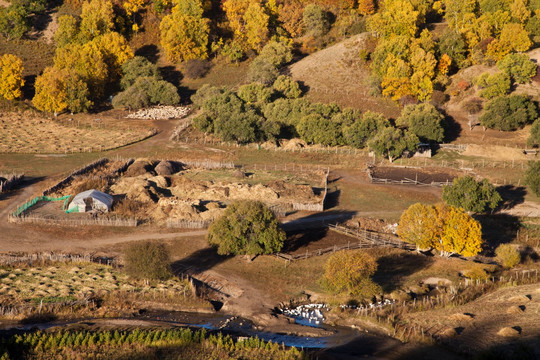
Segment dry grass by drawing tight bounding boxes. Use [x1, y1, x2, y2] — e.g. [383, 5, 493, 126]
[0, 113, 155, 154]
[0, 263, 193, 304]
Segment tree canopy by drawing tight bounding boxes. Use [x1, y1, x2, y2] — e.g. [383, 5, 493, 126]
[368, 127, 418, 162]
[0, 54, 24, 100]
[322, 250, 380, 296]
[479, 95, 537, 131]
[398, 203, 483, 257]
[396, 103, 445, 143]
[207, 200, 286, 256]
[524, 161, 540, 197]
[442, 175, 502, 213]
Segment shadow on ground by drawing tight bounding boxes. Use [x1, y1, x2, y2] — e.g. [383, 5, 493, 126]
[372, 252, 434, 293]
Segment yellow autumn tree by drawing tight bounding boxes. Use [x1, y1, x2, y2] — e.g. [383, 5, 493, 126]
[438, 53, 452, 75]
[409, 47, 437, 101]
[486, 23, 532, 60]
[510, 0, 531, 23]
[397, 203, 439, 251]
[398, 203, 483, 257]
[0, 54, 24, 100]
[160, 0, 210, 62]
[79, 0, 115, 42]
[436, 204, 482, 257]
[367, 0, 420, 38]
[222, 0, 269, 51]
[123, 0, 145, 16]
[32, 67, 68, 116]
[89, 32, 134, 80]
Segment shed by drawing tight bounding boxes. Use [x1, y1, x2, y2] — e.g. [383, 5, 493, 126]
[67, 189, 113, 213]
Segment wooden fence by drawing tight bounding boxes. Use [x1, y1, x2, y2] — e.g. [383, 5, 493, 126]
[166, 219, 211, 229]
[42, 158, 109, 196]
[367, 168, 454, 187]
[0, 174, 24, 193]
[7, 214, 137, 227]
[0, 252, 117, 266]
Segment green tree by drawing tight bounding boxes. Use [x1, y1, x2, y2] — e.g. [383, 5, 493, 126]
[322, 250, 380, 296]
[497, 53, 537, 84]
[442, 175, 502, 213]
[474, 72, 511, 99]
[344, 111, 390, 148]
[297, 113, 344, 146]
[120, 56, 161, 90]
[124, 241, 172, 281]
[64, 71, 93, 113]
[113, 76, 179, 109]
[214, 108, 262, 143]
[0, 3, 30, 40]
[237, 83, 273, 105]
[303, 4, 329, 36]
[207, 200, 286, 256]
[479, 95, 537, 131]
[437, 29, 468, 70]
[524, 161, 540, 196]
[273, 75, 301, 99]
[528, 119, 540, 147]
[0, 54, 24, 100]
[396, 103, 445, 143]
[495, 243, 521, 268]
[368, 127, 418, 162]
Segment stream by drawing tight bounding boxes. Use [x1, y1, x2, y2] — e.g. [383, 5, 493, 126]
[0, 309, 381, 350]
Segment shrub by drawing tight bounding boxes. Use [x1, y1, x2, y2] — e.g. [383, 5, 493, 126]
[396, 103, 446, 143]
[303, 4, 330, 37]
[463, 266, 488, 280]
[213, 109, 262, 144]
[527, 119, 540, 148]
[237, 83, 273, 104]
[474, 72, 511, 99]
[183, 59, 212, 79]
[247, 57, 279, 85]
[207, 200, 286, 256]
[124, 241, 172, 281]
[258, 40, 293, 68]
[524, 161, 540, 197]
[368, 127, 418, 162]
[191, 84, 223, 108]
[120, 56, 160, 90]
[263, 98, 312, 129]
[322, 250, 380, 296]
[479, 95, 537, 131]
[497, 53, 537, 84]
[442, 176, 502, 213]
[495, 244, 521, 268]
[192, 113, 213, 133]
[273, 75, 302, 99]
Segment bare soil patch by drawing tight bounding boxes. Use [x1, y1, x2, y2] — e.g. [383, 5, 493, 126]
[370, 166, 463, 184]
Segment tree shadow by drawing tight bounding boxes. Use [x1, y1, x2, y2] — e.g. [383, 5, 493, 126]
[171, 247, 230, 275]
[372, 252, 434, 293]
[282, 228, 329, 253]
[22, 75, 37, 100]
[135, 44, 159, 64]
[474, 214, 521, 255]
[442, 113, 462, 143]
[496, 185, 527, 210]
[159, 65, 183, 88]
[281, 210, 356, 232]
[324, 189, 340, 209]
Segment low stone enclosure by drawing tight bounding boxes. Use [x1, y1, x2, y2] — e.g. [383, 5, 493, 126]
[367, 165, 465, 187]
[10, 158, 328, 228]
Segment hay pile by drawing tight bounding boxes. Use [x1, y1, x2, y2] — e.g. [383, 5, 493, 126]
[506, 305, 525, 314]
[497, 327, 521, 337]
[448, 313, 475, 322]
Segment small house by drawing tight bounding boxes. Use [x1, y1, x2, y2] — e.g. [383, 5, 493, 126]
[67, 189, 113, 213]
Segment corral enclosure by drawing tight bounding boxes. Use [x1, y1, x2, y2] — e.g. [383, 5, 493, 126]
[31, 158, 326, 226]
[369, 166, 465, 185]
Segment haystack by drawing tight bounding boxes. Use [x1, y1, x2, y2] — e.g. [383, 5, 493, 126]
[506, 305, 525, 314]
[448, 313, 474, 322]
[155, 160, 177, 175]
[125, 160, 155, 176]
[497, 327, 521, 337]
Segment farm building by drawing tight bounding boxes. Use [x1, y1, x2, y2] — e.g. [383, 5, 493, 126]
[67, 189, 113, 213]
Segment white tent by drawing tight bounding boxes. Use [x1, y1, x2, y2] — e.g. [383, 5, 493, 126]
[68, 189, 113, 213]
